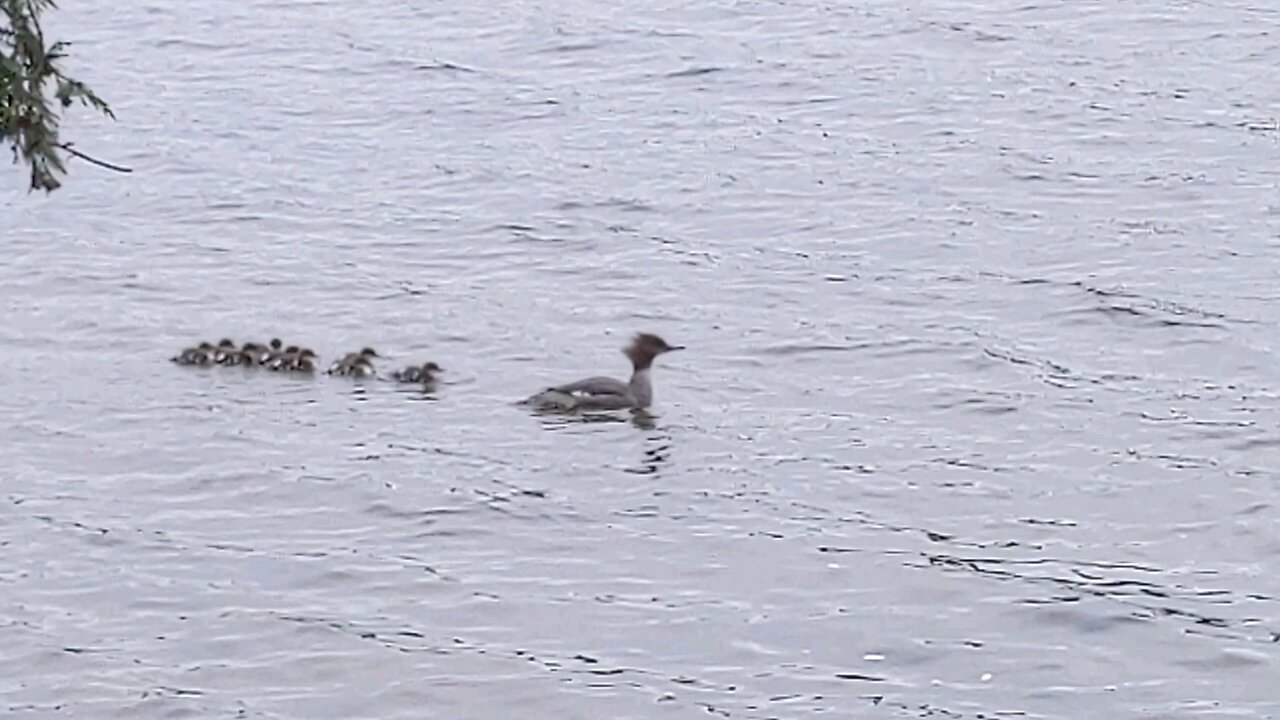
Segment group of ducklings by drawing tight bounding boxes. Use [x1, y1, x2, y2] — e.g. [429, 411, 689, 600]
[170, 338, 442, 386]
[172, 338, 318, 372]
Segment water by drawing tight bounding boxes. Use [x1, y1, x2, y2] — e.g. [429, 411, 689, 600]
[4, 0, 1278, 717]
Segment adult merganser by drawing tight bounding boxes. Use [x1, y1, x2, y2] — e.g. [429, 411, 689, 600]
[522, 333, 682, 411]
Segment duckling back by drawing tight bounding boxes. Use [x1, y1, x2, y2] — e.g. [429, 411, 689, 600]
[392, 365, 422, 383]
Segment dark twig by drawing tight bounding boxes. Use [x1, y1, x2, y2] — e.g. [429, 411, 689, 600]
[55, 143, 132, 173]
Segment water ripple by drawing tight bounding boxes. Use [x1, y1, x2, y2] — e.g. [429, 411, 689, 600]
[4, 0, 1280, 718]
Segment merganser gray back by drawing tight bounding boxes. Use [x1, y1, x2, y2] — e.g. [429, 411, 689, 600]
[522, 332, 683, 411]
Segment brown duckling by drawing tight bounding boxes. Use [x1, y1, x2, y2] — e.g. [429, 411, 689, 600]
[268, 345, 301, 371]
[349, 355, 377, 378]
[255, 338, 283, 365]
[329, 347, 378, 377]
[211, 338, 238, 364]
[291, 349, 318, 373]
[392, 362, 443, 385]
[234, 342, 263, 366]
[171, 341, 215, 366]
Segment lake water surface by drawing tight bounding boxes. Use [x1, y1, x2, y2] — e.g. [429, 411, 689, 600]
[4, 0, 1279, 718]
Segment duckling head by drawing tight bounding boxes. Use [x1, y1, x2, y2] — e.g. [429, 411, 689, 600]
[420, 362, 443, 383]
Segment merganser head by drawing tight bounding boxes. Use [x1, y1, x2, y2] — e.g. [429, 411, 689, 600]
[623, 333, 683, 369]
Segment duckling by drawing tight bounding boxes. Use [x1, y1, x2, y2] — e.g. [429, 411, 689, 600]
[242, 340, 278, 365]
[211, 338, 237, 364]
[234, 342, 262, 365]
[391, 364, 422, 383]
[175, 340, 215, 363]
[329, 347, 367, 374]
[392, 362, 443, 385]
[268, 345, 301, 371]
[329, 347, 379, 376]
[218, 341, 252, 366]
[171, 341, 215, 365]
[254, 338, 283, 365]
[291, 349, 318, 373]
[420, 362, 443, 386]
[350, 359, 376, 378]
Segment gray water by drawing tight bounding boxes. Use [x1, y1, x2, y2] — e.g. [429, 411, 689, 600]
[4, 0, 1279, 717]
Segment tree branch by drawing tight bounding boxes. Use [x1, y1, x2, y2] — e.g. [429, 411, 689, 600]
[56, 142, 131, 173]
